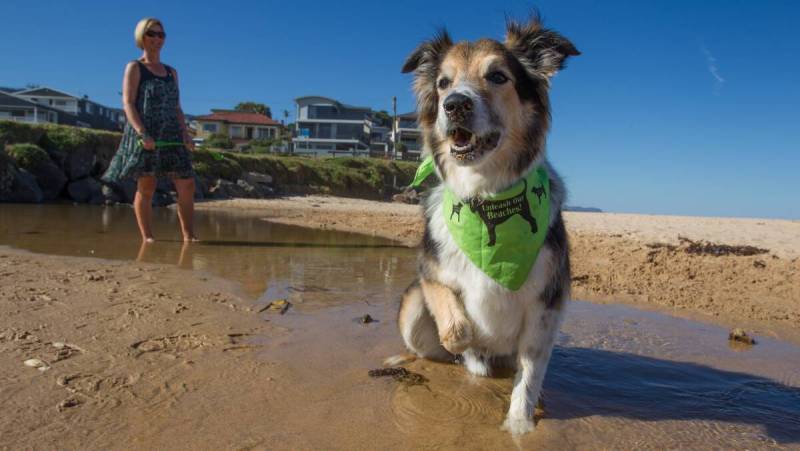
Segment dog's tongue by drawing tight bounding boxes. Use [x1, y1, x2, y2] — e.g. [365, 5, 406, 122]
[453, 129, 472, 147]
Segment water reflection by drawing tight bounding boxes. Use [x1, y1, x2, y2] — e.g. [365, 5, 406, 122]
[0, 203, 416, 299]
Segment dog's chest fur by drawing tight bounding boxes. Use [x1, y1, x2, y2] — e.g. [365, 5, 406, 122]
[426, 185, 555, 356]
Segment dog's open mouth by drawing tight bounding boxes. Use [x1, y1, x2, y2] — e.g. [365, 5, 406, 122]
[448, 127, 501, 162]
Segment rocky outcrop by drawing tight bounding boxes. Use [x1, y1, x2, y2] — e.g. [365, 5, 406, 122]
[27, 160, 67, 200]
[67, 177, 104, 204]
[0, 168, 44, 203]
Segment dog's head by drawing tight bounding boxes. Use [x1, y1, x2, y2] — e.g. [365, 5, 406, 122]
[403, 16, 578, 196]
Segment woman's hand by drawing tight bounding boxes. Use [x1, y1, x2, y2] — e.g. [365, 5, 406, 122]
[141, 134, 156, 151]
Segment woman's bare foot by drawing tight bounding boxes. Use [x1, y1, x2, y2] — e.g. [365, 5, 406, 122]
[183, 236, 200, 243]
[143, 236, 155, 244]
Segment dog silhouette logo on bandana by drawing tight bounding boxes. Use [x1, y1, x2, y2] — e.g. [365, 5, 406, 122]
[443, 166, 550, 291]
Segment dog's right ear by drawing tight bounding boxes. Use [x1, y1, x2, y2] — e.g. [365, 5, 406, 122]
[402, 30, 452, 126]
[401, 29, 453, 74]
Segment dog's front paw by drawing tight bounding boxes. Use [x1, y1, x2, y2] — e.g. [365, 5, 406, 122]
[440, 320, 473, 354]
[502, 416, 536, 436]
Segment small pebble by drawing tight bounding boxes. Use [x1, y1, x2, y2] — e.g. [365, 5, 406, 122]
[24, 358, 49, 371]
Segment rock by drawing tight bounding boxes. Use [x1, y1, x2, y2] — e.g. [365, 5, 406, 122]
[236, 179, 256, 194]
[207, 177, 273, 199]
[156, 178, 174, 193]
[64, 148, 96, 181]
[258, 299, 291, 314]
[243, 171, 273, 185]
[0, 157, 44, 202]
[27, 160, 67, 201]
[153, 190, 176, 207]
[368, 367, 428, 387]
[24, 358, 50, 371]
[358, 314, 377, 324]
[729, 328, 757, 345]
[392, 188, 420, 204]
[44, 147, 68, 170]
[103, 179, 137, 204]
[57, 397, 81, 411]
[67, 177, 103, 204]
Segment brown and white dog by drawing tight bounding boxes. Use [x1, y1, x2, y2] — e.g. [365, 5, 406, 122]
[392, 16, 578, 435]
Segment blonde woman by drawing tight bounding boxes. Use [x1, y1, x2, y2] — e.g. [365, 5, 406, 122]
[103, 17, 197, 243]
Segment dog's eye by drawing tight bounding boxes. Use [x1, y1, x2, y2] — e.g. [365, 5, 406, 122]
[486, 72, 509, 85]
[437, 78, 451, 90]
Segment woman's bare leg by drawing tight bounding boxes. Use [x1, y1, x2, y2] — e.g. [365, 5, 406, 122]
[134, 176, 157, 242]
[173, 177, 197, 242]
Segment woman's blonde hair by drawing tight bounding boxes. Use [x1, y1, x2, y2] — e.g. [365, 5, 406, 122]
[134, 17, 164, 49]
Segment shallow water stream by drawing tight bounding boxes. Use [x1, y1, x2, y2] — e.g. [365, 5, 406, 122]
[2, 204, 799, 449]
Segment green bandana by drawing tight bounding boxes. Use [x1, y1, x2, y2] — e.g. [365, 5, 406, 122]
[411, 157, 550, 291]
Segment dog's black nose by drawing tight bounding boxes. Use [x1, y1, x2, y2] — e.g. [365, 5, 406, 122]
[443, 93, 473, 119]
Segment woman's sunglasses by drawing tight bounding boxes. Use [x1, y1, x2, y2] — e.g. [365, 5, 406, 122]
[145, 30, 166, 39]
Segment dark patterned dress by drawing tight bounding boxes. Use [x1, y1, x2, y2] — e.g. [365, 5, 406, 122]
[103, 60, 194, 182]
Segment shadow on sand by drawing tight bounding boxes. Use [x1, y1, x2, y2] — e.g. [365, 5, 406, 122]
[545, 347, 800, 443]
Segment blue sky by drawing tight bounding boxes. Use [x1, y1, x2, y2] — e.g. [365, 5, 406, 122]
[2, 0, 798, 219]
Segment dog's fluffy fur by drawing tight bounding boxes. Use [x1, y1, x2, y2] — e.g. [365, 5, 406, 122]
[394, 15, 578, 435]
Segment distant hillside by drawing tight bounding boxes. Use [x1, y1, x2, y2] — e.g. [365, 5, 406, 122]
[565, 206, 603, 213]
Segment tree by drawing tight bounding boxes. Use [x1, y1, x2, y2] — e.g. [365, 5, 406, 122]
[235, 102, 272, 118]
[374, 110, 392, 128]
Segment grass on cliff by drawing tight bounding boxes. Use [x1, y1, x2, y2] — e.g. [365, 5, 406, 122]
[193, 149, 420, 199]
[5, 143, 52, 170]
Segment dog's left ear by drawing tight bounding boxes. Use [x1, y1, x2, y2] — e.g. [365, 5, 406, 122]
[505, 17, 580, 79]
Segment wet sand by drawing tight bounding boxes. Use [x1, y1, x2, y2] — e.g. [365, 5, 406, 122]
[199, 196, 800, 343]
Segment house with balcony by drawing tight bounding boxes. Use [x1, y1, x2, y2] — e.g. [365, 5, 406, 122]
[293, 96, 374, 156]
[393, 112, 423, 160]
[12, 86, 125, 131]
[194, 109, 284, 148]
[0, 91, 71, 126]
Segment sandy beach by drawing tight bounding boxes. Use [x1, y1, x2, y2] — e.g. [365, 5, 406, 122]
[2, 196, 799, 449]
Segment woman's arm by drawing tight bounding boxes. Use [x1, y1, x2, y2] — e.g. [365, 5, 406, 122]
[171, 68, 195, 151]
[122, 62, 154, 150]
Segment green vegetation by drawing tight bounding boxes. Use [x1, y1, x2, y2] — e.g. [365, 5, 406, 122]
[193, 149, 419, 199]
[234, 101, 272, 118]
[373, 110, 392, 127]
[5, 143, 51, 170]
[202, 133, 234, 149]
[0, 121, 121, 167]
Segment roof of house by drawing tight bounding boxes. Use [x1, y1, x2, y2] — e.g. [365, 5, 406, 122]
[0, 91, 64, 113]
[294, 96, 371, 111]
[397, 111, 418, 119]
[194, 110, 282, 126]
[15, 87, 77, 98]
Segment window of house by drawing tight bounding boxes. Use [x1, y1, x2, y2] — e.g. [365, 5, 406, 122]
[55, 100, 66, 106]
[257, 128, 274, 139]
[203, 123, 218, 132]
[230, 126, 242, 137]
[317, 123, 332, 139]
[12, 110, 25, 117]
